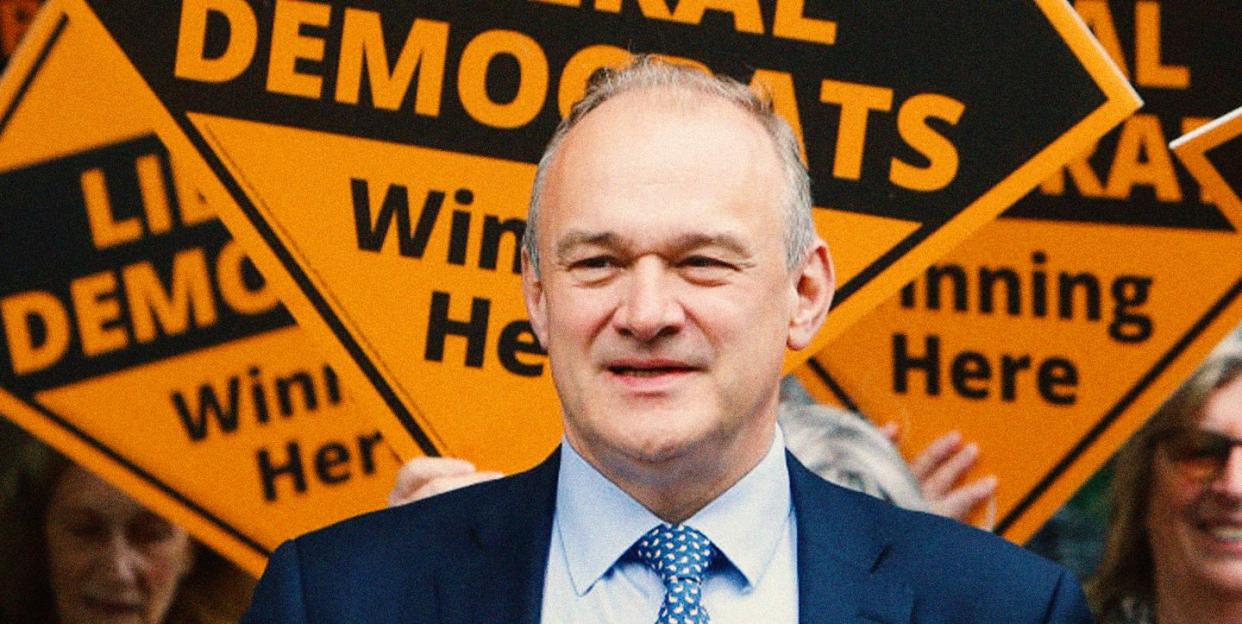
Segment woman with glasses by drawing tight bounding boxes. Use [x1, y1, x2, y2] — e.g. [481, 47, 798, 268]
[1091, 355, 1242, 624]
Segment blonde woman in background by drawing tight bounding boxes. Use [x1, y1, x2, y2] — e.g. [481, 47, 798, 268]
[1091, 355, 1242, 624]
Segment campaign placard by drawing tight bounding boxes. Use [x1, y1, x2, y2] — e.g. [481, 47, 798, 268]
[0, 4, 400, 574]
[796, 0, 1242, 543]
[60, 0, 1134, 470]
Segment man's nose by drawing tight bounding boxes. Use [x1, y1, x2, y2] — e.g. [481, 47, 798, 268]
[612, 258, 684, 342]
[1211, 447, 1242, 498]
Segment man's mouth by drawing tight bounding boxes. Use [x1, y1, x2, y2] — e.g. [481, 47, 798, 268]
[609, 366, 693, 377]
[606, 359, 699, 380]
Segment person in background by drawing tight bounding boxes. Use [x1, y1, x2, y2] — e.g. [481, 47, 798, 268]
[1091, 355, 1242, 624]
[0, 438, 254, 624]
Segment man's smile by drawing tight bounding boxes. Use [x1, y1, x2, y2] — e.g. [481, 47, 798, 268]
[603, 358, 702, 389]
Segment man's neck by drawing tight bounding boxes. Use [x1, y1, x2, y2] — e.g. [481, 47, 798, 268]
[574, 423, 778, 524]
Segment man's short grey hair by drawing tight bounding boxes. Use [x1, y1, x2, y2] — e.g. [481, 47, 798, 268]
[523, 54, 816, 277]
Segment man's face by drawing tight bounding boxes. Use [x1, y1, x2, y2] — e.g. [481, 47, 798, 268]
[1148, 375, 1242, 597]
[524, 89, 828, 481]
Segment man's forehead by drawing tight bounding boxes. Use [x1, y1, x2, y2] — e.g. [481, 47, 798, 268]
[557, 87, 771, 161]
[554, 229, 753, 258]
[533, 84, 789, 259]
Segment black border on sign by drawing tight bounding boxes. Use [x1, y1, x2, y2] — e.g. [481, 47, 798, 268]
[998, 276, 1242, 532]
[833, 228, 929, 307]
[805, 358, 861, 414]
[0, 13, 269, 560]
[168, 53, 933, 449]
[129, 1, 1134, 461]
[58, 5, 444, 457]
[0, 14, 66, 133]
[188, 124, 440, 458]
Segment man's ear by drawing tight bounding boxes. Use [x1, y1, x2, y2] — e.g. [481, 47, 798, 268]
[788, 239, 834, 350]
[522, 248, 550, 349]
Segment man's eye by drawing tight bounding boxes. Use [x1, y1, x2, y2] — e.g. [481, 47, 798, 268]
[568, 256, 620, 278]
[680, 256, 734, 278]
[575, 257, 615, 269]
[683, 256, 724, 268]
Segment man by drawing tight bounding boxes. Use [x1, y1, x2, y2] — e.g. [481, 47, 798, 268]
[243, 56, 1091, 623]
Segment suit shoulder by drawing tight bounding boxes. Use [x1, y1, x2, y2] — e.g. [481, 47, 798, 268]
[855, 494, 1057, 572]
[292, 464, 545, 571]
[246, 460, 558, 621]
[798, 471, 1082, 620]
[868, 498, 1085, 617]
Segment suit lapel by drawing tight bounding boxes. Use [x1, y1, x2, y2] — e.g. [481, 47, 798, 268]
[436, 448, 560, 624]
[434, 448, 915, 623]
[789, 453, 913, 624]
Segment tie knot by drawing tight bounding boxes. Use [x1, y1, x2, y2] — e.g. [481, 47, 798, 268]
[634, 523, 717, 585]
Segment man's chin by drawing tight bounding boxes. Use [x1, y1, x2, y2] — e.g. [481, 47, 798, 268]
[614, 427, 718, 468]
[625, 440, 693, 465]
[565, 404, 725, 470]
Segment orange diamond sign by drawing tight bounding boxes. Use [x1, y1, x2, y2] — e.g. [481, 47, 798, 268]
[4, 0, 1138, 491]
[795, 0, 1242, 544]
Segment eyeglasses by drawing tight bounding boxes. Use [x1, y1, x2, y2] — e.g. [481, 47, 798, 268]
[1159, 428, 1242, 483]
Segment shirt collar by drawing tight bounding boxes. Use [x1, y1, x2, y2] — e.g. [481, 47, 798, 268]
[555, 438, 664, 596]
[554, 429, 791, 595]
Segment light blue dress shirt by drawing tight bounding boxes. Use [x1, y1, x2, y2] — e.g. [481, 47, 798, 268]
[540, 430, 798, 623]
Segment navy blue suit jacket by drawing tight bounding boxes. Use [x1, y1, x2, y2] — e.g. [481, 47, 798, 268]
[243, 449, 1093, 623]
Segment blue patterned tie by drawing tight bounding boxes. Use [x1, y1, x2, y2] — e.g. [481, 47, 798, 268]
[634, 524, 717, 624]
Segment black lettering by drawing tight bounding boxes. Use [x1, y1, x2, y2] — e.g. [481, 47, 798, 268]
[314, 442, 352, 485]
[248, 366, 270, 424]
[893, 333, 939, 395]
[1031, 251, 1048, 318]
[351, 178, 443, 258]
[357, 430, 383, 475]
[978, 266, 1021, 315]
[1110, 276, 1153, 343]
[999, 354, 1032, 401]
[276, 370, 317, 416]
[479, 215, 526, 274]
[425, 291, 489, 368]
[498, 320, 546, 376]
[257, 441, 306, 501]
[899, 282, 916, 309]
[171, 377, 240, 441]
[925, 265, 968, 312]
[950, 351, 990, 399]
[1038, 358, 1078, 405]
[448, 210, 470, 265]
[1058, 272, 1102, 320]
[323, 364, 342, 404]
